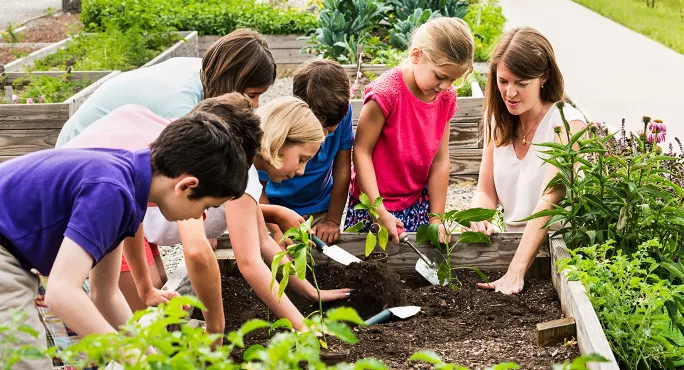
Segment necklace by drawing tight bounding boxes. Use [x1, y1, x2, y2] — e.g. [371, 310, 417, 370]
[520, 107, 546, 145]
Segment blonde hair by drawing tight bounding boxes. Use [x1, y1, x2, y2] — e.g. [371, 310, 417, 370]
[484, 27, 564, 147]
[410, 17, 475, 70]
[257, 96, 325, 168]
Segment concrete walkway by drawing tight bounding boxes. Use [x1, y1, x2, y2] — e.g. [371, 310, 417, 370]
[0, 0, 61, 31]
[500, 0, 684, 143]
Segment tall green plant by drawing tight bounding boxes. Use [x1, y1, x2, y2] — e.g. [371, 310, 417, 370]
[385, 0, 469, 20]
[388, 8, 440, 49]
[344, 193, 389, 256]
[416, 208, 494, 287]
[523, 103, 684, 262]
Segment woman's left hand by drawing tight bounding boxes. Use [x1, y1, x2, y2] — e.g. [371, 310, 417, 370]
[477, 270, 525, 295]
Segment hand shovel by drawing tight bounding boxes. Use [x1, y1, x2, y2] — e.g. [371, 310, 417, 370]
[397, 227, 442, 286]
[365, 306, 421, 325]
[311, 234, 362, 266]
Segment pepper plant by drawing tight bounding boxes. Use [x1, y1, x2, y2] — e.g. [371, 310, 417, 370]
[344, 193, 389, 256]
[416, 208, 494, 287]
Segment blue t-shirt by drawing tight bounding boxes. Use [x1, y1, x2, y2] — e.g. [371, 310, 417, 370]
[259, 105, 354, 215]
[56, 57, 204, 147]
[0, 148, 152, 275]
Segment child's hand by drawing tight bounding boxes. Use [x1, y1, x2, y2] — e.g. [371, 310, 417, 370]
[311, 288, 352, 302]
[142, 288, 180, 307]
[274, 206, 305, 234]
[312, 220, 341, 244]
[464, 220, 495, 236]
[378, 211, 404, 244]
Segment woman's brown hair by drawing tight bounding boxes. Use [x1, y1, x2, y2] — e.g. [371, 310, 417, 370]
[200, 29, 277, 98]
[484, 27, 564, 147]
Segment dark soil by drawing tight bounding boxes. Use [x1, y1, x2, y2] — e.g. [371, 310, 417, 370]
[2, 14, 81, 44]
[0, 46, 38, 64]
[209, 263, 580, 369]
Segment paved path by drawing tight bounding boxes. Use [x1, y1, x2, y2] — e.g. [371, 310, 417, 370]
[0, 0, 61, 31]
[500, 0, 684, 143]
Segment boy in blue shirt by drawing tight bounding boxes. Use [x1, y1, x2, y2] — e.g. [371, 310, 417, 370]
[259, 59, 353, 244]
[0, 111, 256, 368]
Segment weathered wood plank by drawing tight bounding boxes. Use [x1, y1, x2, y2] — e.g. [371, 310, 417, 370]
[0, 129, 58, 155]
[450, 148, 482, 176]
[350, 97, 483, 125]
[550, 237, 619, 369]
[0, 104, 69, 129]
[143, 31, 199, 68]
[536, 317, 576, 346]
[449, 122, 480, 149]
[217, 232, 550, 278]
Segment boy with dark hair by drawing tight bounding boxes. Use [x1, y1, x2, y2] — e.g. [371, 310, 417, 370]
[0, 112, 250, 369]
[259, 59, 353, 245]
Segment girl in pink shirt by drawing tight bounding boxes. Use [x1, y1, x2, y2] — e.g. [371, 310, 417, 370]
[346, 18, 475, 244]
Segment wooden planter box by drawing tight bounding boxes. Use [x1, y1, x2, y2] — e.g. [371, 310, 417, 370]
[4, 31, 199, 72]
[0, 70, 120, 162]
[350, 80, 484, 184]
[199, 34, 315, 71]
[199, 232, 618, 369]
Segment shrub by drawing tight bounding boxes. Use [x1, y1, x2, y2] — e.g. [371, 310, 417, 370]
[463, 1, 506, 62]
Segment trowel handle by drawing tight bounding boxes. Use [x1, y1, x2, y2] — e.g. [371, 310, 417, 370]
[396, 227, 432, 266]
[311, 234, 326, 252]
[364, 309, 393, 326]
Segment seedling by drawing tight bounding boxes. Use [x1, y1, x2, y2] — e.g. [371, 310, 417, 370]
[344, 193, 389, 256]
[417, 208, 495, 288]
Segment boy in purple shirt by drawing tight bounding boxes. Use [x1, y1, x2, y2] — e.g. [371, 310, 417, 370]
[0, 111, 256, 368]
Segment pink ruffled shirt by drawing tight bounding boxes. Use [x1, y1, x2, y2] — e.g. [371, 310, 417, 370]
[349, 67, 458, 211]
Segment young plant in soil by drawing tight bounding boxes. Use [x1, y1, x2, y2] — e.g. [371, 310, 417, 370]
[1, 73, 90, 104]
[416, 208, 495, 288]
[343, 193, 389, 257]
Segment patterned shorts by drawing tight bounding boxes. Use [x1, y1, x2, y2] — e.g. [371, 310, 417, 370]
[343, 188, 430, 232]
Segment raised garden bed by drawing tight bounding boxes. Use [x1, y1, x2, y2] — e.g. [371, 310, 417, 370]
[0, 70, 120, 162]
[164, 232, 618, 369]
[0, 13, 81, 45]
[4, 31, 199, 72]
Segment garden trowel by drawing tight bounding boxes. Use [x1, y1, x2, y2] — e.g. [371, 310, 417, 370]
[365, 306, 421, 325]
[397, 227, 441, 286]
[312, 234, 362, 266]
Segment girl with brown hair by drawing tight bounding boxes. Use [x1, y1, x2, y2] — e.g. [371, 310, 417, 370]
[469, 27, 586, 295]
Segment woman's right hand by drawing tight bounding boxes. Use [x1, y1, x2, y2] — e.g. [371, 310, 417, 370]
[378, 210, 404, 244]
[465, 220, 495, 236]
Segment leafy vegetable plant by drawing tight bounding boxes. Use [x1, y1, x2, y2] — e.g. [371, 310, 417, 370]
[344, 192, 389, 256]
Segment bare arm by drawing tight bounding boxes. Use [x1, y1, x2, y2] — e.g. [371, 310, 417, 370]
[177, 218, 224, 335]
[467, 141, 498, 235]
[45, 238, 127, 335]
[354, 100, 402, 243]
[427, 122, 451, 218]
[313, 149, 351, 244]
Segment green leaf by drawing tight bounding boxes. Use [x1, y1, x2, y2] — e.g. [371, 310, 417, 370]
[409, 350, 443, 364]
[360, 192, 370, 207]
[516, 208, 567, 222]
[353, 358, 388, 370]
[457, 231, 491, 245]
[326, 307, 365, 325]
[354, 202, 370, 211]
[373, 196, 384, 209]
[294, 247, 307, 280]
[453, 208, 497, 225]
[437, 262, 450, 285]
[243, 344, 265, 361]
[365, 231, 377, 256]
[661, 261, 684, 281]
[489, 363, 520, 370]
[325, 321, 358, 344]
[278, 263, 291, 300]
[270, 318, 293, 332]
[240, 319, 270, 336]
[345, 221, 365, 232]
[270, 252, 287, 292]
[416, 223, 440, 247]
[378, 226, 389, 251]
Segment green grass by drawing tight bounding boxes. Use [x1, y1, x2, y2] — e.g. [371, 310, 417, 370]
[574, 0, 684, 55]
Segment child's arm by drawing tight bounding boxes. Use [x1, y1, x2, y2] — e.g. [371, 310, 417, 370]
[354, 101, 403, 244]
[45, 238, 127, 335]
[122, 224, 177, 306]
[312, 149, 351, 244]
[468, 141, 498, 235]
[427, 122, 450, 237]
[176, 218, 225, 337]
[258, 188, 301, 248]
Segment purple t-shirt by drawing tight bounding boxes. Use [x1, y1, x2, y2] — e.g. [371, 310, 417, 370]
[0, 148, 151, 275]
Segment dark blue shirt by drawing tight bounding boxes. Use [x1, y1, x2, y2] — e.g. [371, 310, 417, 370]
[258, 105, 354, 215]
[0, 148, 151, 275]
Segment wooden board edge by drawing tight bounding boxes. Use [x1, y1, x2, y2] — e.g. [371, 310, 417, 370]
[142, 31, 200, 68]
[3, 38, 69, 72]
[550, 237, 619, 369]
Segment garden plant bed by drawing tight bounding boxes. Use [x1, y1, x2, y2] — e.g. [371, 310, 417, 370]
[0, 46, 40, 65]
[0, 13, 81, 44]
[4, 31, 199, 72]
[171, 233, 619, 369]
[0, 70, 120, 162]
[217, 264, 580, 369]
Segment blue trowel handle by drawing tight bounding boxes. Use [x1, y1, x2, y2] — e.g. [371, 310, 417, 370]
[364, 309, 393, 326]
[311, 234, 326, 252]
